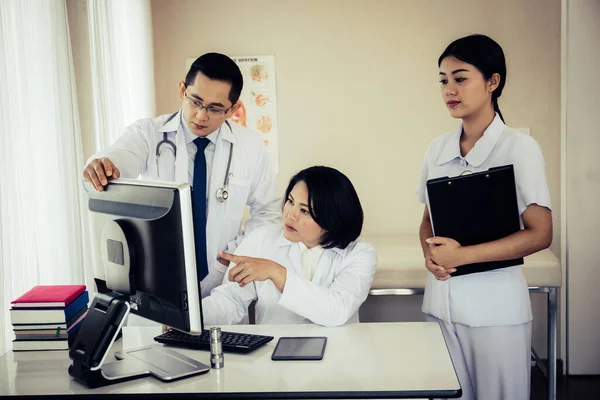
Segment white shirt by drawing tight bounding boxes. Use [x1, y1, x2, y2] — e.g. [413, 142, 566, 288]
[298, 242, 324, 280]
[416, 114, 551, 327]
[202, 224, 377, 327]
[180, 110, 219, 202]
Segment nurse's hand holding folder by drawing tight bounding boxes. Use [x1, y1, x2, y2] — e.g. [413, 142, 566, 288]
[426, 236, 462, 271]
[425, 237, 461, 281]
[426, 204, 551, 276]
[425, 204, 551, 279]
[423, 165, 552, 278]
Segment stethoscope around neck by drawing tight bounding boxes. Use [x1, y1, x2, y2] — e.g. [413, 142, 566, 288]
[156, 113, 233, 203]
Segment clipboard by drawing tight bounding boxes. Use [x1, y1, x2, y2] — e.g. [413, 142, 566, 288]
[426, 164, 523, 277]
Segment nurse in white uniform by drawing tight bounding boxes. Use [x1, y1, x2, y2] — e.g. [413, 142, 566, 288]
[416, 35, 552, 400]
[82, 53, 281, 298]
[202, 166, 377, 326]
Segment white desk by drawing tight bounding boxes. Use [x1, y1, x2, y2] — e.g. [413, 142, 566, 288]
[366, 235, 562, 400]
[0, 322, 460, 399]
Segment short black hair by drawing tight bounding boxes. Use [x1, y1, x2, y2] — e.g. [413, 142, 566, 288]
[284, 166, 364, 250]
[184, 53, 243, 105]
[438, 34, 507, 122]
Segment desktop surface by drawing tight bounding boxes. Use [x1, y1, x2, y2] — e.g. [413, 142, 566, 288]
[0, 322, 461, 399]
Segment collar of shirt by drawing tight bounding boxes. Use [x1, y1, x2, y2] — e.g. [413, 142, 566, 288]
[274, 229, 348, 256]
[297, 241, 325, 260]
[158, 110, 180, 133]
[180, 109, 220, 146]
[435, 113, 505, 168]
[297, 241, 324, 280]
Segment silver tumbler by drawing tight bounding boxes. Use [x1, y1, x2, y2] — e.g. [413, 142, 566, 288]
[210, 327, 224, 369]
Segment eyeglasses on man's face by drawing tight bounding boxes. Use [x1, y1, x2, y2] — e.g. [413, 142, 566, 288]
[184, 91, 232, 118]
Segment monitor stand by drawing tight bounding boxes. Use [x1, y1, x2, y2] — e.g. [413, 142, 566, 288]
[68, 292, 209, 388]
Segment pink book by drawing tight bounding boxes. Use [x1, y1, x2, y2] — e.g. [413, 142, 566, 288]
[11, 285, 86, 308]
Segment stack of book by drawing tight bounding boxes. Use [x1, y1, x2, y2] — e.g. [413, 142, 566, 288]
[10, 285, 89, 351]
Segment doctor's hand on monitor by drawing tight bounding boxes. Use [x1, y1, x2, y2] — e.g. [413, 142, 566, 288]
[83, 157, 121, 192]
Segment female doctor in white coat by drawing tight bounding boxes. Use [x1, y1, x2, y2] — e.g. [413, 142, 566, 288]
[82, 53, 281, 297]
[417, 35, 553, 400]
[202, 166, 377, 326]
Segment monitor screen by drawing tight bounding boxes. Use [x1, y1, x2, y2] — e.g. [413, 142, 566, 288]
[87, 179, 203, 334]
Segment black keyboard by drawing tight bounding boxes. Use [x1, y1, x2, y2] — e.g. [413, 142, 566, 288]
[154, 329, 274, 353]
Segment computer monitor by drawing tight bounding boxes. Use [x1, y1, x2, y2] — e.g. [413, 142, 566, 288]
[87, 178, 203, 334]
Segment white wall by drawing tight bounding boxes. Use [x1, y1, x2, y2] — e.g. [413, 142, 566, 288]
[150, 0, 561, 251]
[149, 0, 562, 359]
[565, 0, 600, 375]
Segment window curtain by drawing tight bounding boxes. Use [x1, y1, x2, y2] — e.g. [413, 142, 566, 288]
[88, 0, 156, 150]
[0, 0, 92, 356]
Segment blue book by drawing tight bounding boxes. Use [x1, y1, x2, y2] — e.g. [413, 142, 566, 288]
[10, 291, 89, 324]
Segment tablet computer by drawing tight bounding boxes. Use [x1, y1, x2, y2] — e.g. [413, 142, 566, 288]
[271, 336, 327, 361]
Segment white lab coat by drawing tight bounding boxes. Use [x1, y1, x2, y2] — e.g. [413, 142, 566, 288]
[87, 110, 282, 296]
[202, 224, 377, 327]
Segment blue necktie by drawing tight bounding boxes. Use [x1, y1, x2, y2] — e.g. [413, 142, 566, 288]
[192, 137, 210, 281]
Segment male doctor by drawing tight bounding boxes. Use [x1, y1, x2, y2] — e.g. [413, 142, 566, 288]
[83, 53, 281, 298]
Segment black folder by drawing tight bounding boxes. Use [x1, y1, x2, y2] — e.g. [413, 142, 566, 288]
[426, 164, 523, 277]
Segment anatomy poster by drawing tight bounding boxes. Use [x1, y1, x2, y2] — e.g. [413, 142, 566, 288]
[186, 55, 279, 173]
